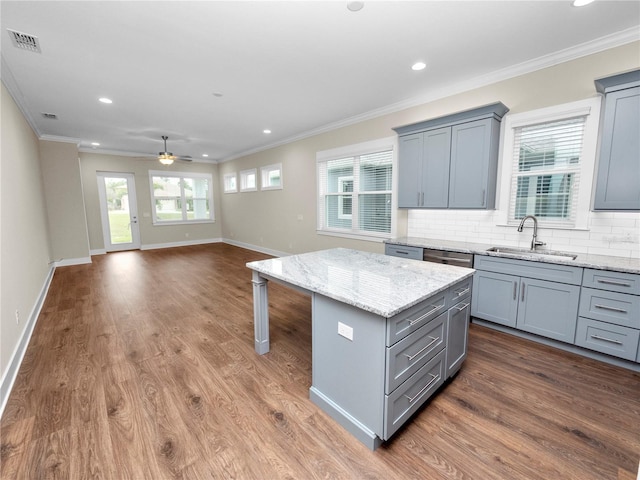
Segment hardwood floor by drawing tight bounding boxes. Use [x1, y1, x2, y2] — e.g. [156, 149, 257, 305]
[1, 243, 638, 479]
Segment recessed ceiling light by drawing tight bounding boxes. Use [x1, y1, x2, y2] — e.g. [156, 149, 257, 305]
[347, 2, 364, 12]
[411, 62, 427, 71]
[202, 154, 209, 158]
[573, 0, 594, 6]
[99, 97, 112, 104]
[91, 142, 100, 146]
[212, 92, 223, 98]
[263, 129, 272, 134]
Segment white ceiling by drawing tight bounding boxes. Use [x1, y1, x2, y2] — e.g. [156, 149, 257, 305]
[1, 1, 639, 163]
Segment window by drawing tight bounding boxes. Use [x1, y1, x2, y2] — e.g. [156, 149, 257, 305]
[223, 172, 237, 193]
[261, 163, 283, 190]
[317, 137, 395, 240]
[240, 169, 257, 192]
[498, 98, 601, 229]
[150, 171, 214, 224]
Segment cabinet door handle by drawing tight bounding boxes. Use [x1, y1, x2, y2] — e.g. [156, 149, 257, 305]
[421, 192, 424, 206]
[454, 287, 470, 297]
[597, 279, 631, 287]
[408, 304, 444, 326]
[590, 334, 623, 345]
[513, 281, 517, 300]
[482, 189, 486, 205]
[417, 192, 420, 206]
[454, 302, 470, 312]
[404, 374, 438, 403]
[594, 304, 628, 314]
[521, 282, 526, 302]
[405, 336, 439, 362]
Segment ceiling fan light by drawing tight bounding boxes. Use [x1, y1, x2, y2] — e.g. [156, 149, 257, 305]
[158, 153, 174, 165]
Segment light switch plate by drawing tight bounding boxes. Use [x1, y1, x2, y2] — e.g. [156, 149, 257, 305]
[337, 321, 353, 341]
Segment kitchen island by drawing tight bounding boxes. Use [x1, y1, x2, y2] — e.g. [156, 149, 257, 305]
[247, 248, 474, 449]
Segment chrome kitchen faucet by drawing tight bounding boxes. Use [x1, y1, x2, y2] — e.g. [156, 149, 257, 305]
[517, 215, 546, 251]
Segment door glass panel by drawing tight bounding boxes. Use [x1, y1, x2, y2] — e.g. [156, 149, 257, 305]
[104, 176, 132, 244]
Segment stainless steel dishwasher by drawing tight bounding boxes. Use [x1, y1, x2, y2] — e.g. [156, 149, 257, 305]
[423, 248, 473, 267]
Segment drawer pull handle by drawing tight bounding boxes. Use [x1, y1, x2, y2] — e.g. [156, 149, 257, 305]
[597, 279, 631, 287]
[590, 334, 623, 345]
[395, 250, 409, 255]
[454, 302, 470, 312]
[405, 374, 438, 403]
[405, 336, 439, 361]
[594, 304, 628, 314]
[408, 304, 444, 326]
[454, 287, 470, 297]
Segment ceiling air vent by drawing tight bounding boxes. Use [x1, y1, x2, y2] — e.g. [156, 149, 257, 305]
[42, 113, 57, 120]
[7, 29, 41, 53]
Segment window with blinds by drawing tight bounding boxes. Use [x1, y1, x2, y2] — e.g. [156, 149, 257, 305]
[509, 116, 586, 226]
[317, 149, 393, 237]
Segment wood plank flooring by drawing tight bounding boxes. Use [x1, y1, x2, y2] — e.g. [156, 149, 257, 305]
[1, 243, 638, 479]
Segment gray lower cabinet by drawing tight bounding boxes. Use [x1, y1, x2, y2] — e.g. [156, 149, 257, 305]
[594, 70, 640, 211]
[384, 243, 423, 261]
[576, 268, 640, 361]
[309, 277, 471, 450]
[471, 256, 581, 343]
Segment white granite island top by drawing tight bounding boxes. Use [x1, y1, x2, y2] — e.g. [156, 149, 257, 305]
[246, 247, 474, 318]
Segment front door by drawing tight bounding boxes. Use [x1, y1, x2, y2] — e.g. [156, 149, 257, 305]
[97, 172, 141, 252]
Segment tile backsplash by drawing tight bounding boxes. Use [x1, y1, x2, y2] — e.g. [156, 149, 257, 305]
[407, 209, 640, 258]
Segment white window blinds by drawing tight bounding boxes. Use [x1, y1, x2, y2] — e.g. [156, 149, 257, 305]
[317, 149, 393, 237]
[509, 116, 586, 226]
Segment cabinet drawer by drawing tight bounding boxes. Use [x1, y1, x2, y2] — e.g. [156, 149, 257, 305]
[447, 277, 472, 305]
[582, 269, 640, 295]
[386, 293, 447, 346]
[473, 255, 582, 285]
[575, 317, 640, 361]
[383, 349, 445, 440]
[385, 244, 423, 260]
[579, 287, 640, 328]
[385, 311, 447, 394]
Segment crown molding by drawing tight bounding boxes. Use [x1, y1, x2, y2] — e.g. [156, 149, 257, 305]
[1, 54, 42, 138]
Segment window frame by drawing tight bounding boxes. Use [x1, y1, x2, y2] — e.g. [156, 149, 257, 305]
[496, 98, 601, 230]
[240, 168, 257, 192]
[317, 136, 397, 242]
[149, 170, 215, 225]
[260, 163, 283, 191]
[223, 172, 238, 193]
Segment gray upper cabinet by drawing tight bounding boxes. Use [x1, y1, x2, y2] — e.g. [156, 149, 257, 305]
[394, 102, 508, 209]
[593, 70, 640, 211]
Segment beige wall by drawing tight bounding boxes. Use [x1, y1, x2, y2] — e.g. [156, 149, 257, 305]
[80, 152, 222, 251]
[1, 84, 52, 385]
[39, 140, 91, 262]
[220, 42, 640, 256]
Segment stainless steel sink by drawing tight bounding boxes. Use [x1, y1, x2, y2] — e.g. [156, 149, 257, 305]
[487, 246, 577, 261]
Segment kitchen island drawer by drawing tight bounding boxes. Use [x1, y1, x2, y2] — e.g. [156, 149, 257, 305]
[582, 269, 640, 295]
[575, 317, 639, 361]
[579, 287, 640, 328]
[447, 276, 472, 304]
[383, 349, 445, 440]
[385, 244, 423, 260]
[385, 311, 447, 394]
[386, 292, 447, 346]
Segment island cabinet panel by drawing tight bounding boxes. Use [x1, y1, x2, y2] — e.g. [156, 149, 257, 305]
[309, 277, 472, 450]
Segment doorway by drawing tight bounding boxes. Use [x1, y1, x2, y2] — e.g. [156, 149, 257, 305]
[97, 172, 141, 251]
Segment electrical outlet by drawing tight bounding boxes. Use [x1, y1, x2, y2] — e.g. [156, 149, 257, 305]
[337, 322, 353, 341]
[15, 310, 20, 325]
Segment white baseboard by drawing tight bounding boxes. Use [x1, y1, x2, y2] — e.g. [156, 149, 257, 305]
[222, 238, 288, 258]
[90, 248, 106, 256]
[141, 237, 223, 251]
[54, 256, 92, 267]
[0, 265, 56, 418]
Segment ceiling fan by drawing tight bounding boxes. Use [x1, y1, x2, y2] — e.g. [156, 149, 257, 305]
[156, 135, 192, 165]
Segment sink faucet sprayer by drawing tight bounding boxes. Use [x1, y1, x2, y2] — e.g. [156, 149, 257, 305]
[517, 215, 546, 251]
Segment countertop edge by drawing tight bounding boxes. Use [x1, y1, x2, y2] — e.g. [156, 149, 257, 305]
[385, 237, 640, 274]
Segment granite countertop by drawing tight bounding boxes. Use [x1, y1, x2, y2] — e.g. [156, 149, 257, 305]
[246, 248, 474, 318]
[386, 237, 640, 274]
